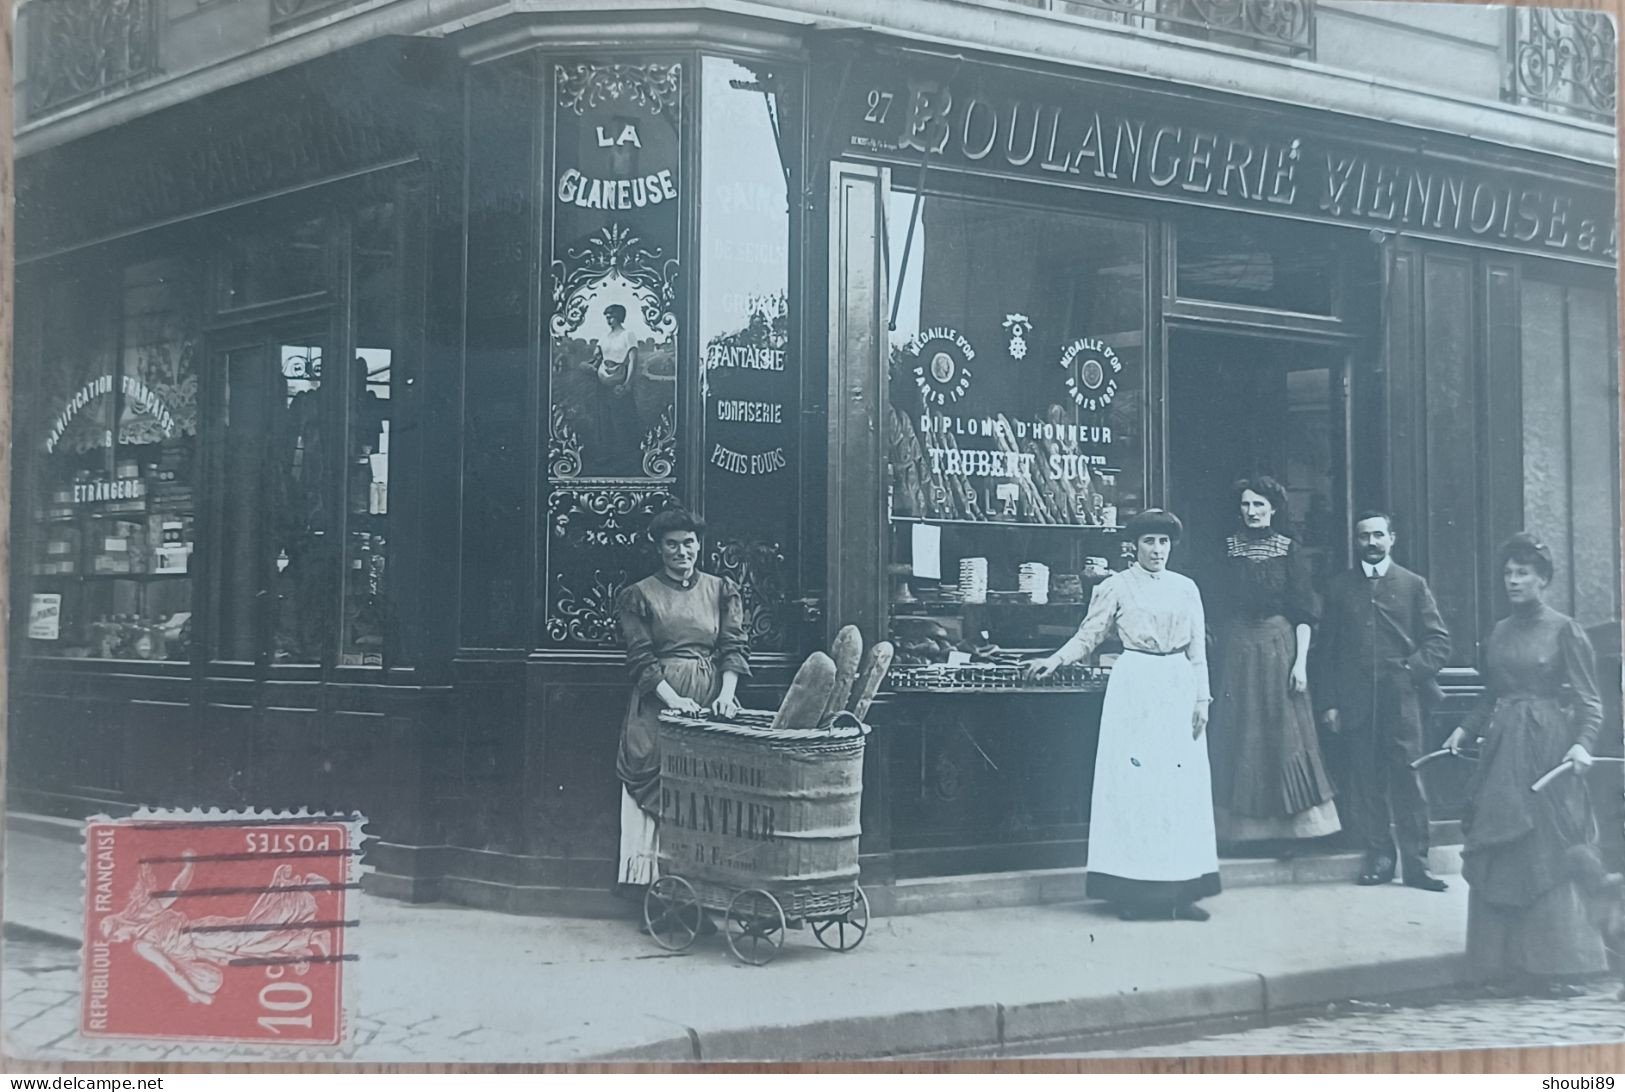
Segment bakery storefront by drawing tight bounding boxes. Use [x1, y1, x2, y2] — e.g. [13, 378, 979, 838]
[813, 40, 1619, 882]
[9, 22, 1618, 908]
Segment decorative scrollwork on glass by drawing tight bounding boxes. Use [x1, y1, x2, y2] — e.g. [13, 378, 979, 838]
[549, 403, 583, 480]
[29, 0, 160, 116]
[548, 488, 670, 549]
[549, 225, 680, 343]
[545, 488, 674, 648]
[705, 538, 789, 652]
[556, 63, 682, 119]
[1509, 8, 1615, 124]
[640, 406, 677, 479]
[545, 573, 625, 646]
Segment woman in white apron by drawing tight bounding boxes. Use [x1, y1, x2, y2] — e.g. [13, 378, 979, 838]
[1027, 508, 1220, 921]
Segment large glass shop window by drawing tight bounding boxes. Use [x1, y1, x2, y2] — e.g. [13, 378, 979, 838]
[342, 202, 401, 666]
[209, 204, 407, 667]
[543, 58, 683, 648]
[884, 193, 1146, 678]
[28, 258, 201, 660]
[213, 333, 331, 665]
[697, 56, 801, 653]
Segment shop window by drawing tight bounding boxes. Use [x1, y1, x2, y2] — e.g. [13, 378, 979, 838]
[212, 334, 332, 664]
[886, 193, 1147, 527]
[697, 56, 802, 653]
[216, 218, 328, 312]
[546, 59, 681, 483]
[27, 257, 201, 660]
[210, 204, 408, 667]
[543, 56, 685, 650]
[1176, 218, 1338, 315]
[342, 202, 400, 667]
[883, 192, 1147, 683]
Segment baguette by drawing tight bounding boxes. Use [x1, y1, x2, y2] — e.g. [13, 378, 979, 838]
[848, 640, 896, 721]
[822, 625, 864, 724]
[771, 652, 838, 731]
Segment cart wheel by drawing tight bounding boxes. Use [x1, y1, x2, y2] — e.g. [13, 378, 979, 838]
[813, 884, 871, 952]
[724, 888, 786, 966]
[643, 875, 703, 952]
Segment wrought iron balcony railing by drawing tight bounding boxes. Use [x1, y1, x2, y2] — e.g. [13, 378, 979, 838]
[1005, 0, 1315, 58]
[271, 0, 364, 30]
[1505, 6, 1616, 125]
[27, 0, 162, 116]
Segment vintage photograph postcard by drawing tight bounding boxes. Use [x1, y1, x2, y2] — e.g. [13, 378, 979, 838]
[3, 0, 1622, 1066]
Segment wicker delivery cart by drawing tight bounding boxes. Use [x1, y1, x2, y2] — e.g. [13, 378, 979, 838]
[643, 709, 871, 964]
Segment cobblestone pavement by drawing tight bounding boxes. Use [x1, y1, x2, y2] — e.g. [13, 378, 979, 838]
[1067, 985, 1625, 1058]
[2, 934, 512, 1064]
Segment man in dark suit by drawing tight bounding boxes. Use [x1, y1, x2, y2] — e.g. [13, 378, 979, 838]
[1315, 511, 1452, 890]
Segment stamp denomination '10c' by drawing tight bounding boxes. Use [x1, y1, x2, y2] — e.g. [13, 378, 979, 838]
[83, 813, 358, 1046]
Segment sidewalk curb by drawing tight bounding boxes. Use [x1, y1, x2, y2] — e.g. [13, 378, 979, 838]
[586, 952, 1470, 1061]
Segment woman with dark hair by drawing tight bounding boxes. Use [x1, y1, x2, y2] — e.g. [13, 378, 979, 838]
[1207, 476, 1340, 854]
[1026, 509, 1220, 921]
[614, 506, 751, 899]
[1445, 532, 1608, 997]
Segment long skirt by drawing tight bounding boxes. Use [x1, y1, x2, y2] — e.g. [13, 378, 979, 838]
[617, 653, 720, 885]
[618, 786, 660, 886]
[1210, 616, 1340, 843]
[1086, 649, 1221, 907]
[1462, 693, 1609, 982]
[1466, 882, 1608, 981]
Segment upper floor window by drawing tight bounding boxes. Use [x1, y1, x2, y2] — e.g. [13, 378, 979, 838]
[1505, 7, 1616, 125]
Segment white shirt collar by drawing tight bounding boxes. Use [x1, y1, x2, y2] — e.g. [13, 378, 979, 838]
[1364, 556, 1392, 579]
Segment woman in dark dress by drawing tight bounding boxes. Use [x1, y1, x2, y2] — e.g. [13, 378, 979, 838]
[614, 507, 751, 897]
[1208, 476, 1341, 852]
[1445, 533, 1608, 997]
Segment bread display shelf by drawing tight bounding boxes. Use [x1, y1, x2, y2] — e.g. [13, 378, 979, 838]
[885, 662, 1110, 693]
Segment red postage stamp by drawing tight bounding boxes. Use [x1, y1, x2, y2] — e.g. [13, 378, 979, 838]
[81, 812, 360, 1047]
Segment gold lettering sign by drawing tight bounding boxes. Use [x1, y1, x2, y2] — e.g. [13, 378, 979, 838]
[842, 59, 1617, 265]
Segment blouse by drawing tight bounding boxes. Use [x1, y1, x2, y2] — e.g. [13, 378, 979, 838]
[1058, 563, 1212, 702]
[616, 571, 752, 696]
[1461, 604, 1603, 752]
[1213, 532, 1319, 628]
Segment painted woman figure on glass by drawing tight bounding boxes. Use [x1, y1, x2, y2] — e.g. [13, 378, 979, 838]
[613, 507, 751, 906]
[579, 304, 640, 459]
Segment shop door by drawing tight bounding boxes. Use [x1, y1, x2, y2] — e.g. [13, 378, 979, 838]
[1166, 329, 1348, 598]
[204, 319, 335, 667]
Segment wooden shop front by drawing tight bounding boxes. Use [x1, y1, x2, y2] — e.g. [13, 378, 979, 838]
[8, 21, 1616, 909]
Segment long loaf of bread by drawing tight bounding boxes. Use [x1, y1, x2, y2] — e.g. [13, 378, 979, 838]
[770, 652, 837, 732]
[822, 625, 864, 725]
[848, 640, 895, 721]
